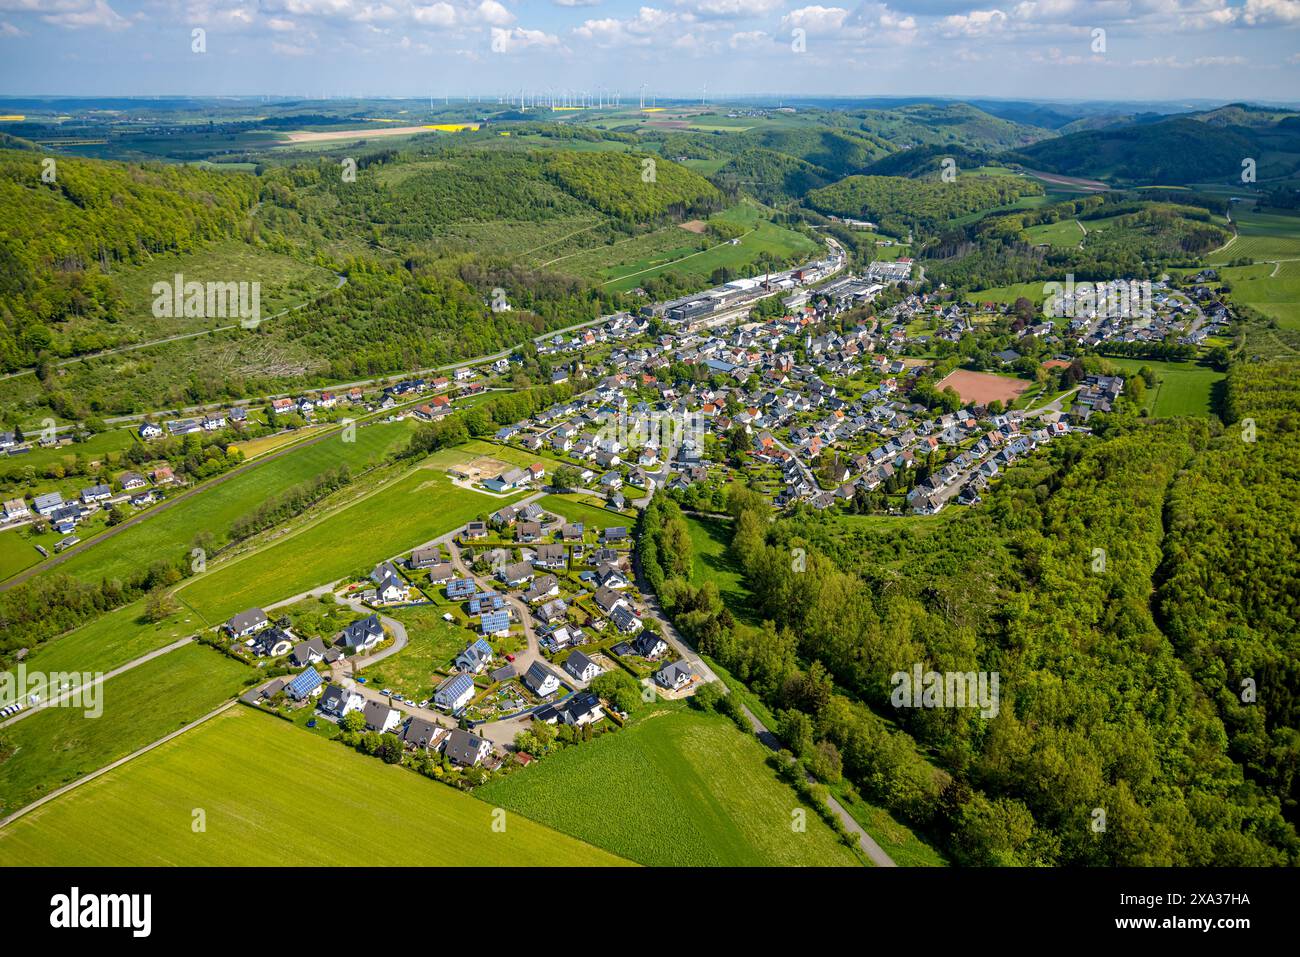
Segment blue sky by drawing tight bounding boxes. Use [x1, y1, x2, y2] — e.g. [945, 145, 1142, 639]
[0, 1, 1297, 102]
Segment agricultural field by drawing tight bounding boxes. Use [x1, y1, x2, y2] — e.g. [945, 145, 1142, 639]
[964, 281, 1049, 307]
[0, 642, 251, 818]
[1207, 208, 1300, 265]
[0, 708, 628, 866]
[174, 463, 526, 624]
[44, 419, 415, 588]
[480, 703, 860, 866]
[1106, 357, 1225, 417]
[1221, 260, 1300, 330]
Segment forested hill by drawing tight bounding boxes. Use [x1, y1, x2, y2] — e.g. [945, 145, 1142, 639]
[1001, 116, 1279, 185]
[806, 173, 1042, 236]
[0, 150, 257, 370]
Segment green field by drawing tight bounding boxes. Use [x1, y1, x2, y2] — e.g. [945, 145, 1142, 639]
[0, 642, 251, 817]
[536, 493, 629, 530]
[1106, 357, 1225, 417]
[964, 281, 1048, 307]
[599, 203, 819, 293]
[46, 420, 414, 588]
[5, 598, 200, 679]
[479, 703, 860, 866]
[1207, 208, 1300, 265]
[684, 515, 750, 620]
[1024, 218, 1085, 248]
[0, 708, 628, 866]
[1222, 260, 1300, 330]
[359, 604, 472, 701]
[175, 463, 525, 623]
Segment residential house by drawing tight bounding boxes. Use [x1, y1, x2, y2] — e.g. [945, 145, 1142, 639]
[225, 607, 268, 639]
[290, 638, 328, 668]
[319, 683, 365, 718]
[455, 637, 495, 673]
[340, 614, 385, 651]
[655, 660, 696, 691]
[401, 717, 448, 751]
[563, 650, 603, 683]
[362, 700, 401, 734]
[611, 604, 644, 635]
[251, 627, 294, 658]
[444, 728, 492, 767]
[523, 661, 562, 697]
[434, 673, 476, 713]
[286, 668, 324, 701]
[632, 632, 668, 660]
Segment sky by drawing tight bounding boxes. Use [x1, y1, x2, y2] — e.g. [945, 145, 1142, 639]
[0, 1, 1297, 102]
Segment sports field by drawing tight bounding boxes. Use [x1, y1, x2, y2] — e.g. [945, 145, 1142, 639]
[935, 368, 1031, 405]
[479, 704, 861, 866]
[0, 708, 627, 866]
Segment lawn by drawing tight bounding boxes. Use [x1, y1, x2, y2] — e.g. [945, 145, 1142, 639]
[0, 642, 252, 818]
[51, 420, 415, 588]
[359, 604, 473, 701]
[175, 464, 526, 624]
[1106, 357, 1225, 417]
[479, 703, 861, 866]
[1024, 219, 1084, 248]
[537, 493, 630, 530]
[0, 708, 628, 866]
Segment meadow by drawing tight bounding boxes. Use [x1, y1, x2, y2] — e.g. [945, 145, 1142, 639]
[479, 703, 861, 866]
[1207, 208, 1300, 265]
[4, 598, 201, 679]
[1024, 218, 1085, 248]
[0, 642, 251, 818]
[49, 419, 414, 587]
[0, 708, 628, 866]
[1106, 357, 1225, 417]
[684, 515, 750, 622]
[359, 604, 472, 702]
[175, 462, 526, 624]
[1221, 260, 1300, 330]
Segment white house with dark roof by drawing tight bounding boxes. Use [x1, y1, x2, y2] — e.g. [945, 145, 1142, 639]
[225, 607, 268, 639]
[523, 661, 562, 698]
[563, 650, 603, 683]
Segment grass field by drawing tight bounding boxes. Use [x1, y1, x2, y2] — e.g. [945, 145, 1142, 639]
[175, 462, 526, 624]
[479, 703, 860, 866]
[5, 598, 200, 679]
[599, 203, 819, 293]
[0, 643, 251, 817]
[359, 604, 472, 701]
[536, 493, 629, 530]
[1024, 218, 1085, 248]
[1207, 208, 1300, 265]
[1221, 261, 1300, 330]
[48, 420, 414, 588]
[684, 515, 751, 621]
[0, 708, 628, 866]
[965, 281, 1048, 307]
[1106, 357, 1225, 417]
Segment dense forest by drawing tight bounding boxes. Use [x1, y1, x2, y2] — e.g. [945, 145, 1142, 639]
[807, 173, 1042, 237]
[542, 150, 722, 222]
[0, 150, 258, 369]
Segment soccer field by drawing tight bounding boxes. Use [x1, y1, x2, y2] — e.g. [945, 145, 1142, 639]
[0, 708, 628, 866]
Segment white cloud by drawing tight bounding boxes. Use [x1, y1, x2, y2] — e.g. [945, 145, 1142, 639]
[574, 6, 680, 46]
[41, 0, 129, 30]
[489, 25, 561, 53]
[411, 2, 456, 25]
[677, 0, 784, 19]
[782, 5, 850, 31]
[941, 8, 1008, 35]
[474, 0, 513, 26]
